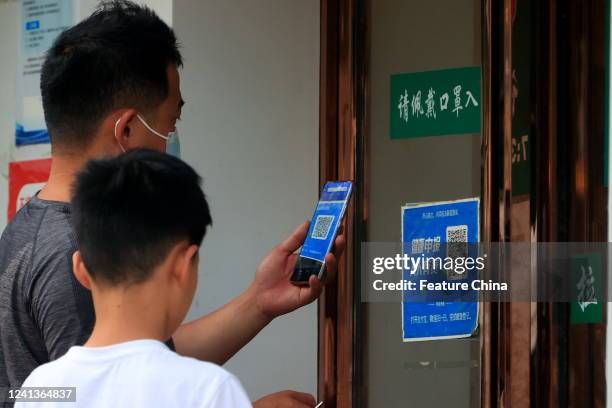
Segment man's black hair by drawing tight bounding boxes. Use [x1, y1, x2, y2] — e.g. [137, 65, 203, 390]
[72, 150, 212, 285]
[41, 0, 182, 149]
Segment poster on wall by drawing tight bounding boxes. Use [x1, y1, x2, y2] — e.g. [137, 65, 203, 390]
[16, 0, 74, 146]
[8, 158, 51, 221]
[401, 198, 479, 341]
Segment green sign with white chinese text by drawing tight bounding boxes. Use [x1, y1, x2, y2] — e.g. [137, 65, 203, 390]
[570, 253, 603, 325]
[390, 67, 481, 139]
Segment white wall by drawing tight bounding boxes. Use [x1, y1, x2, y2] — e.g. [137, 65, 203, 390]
[174, 0, 320, 400]
[0, 0, 18, 231]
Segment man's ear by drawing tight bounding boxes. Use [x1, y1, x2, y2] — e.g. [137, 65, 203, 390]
[112, 109, 138, 152]
[72, 251, 92, 290]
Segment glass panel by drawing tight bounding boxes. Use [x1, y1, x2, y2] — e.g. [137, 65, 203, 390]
[362, 1, 482, 407]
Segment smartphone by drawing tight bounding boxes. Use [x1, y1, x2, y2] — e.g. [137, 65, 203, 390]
[290, 181, 353, 285]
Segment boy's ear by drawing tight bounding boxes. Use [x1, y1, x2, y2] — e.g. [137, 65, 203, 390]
[169, 242, 200, 283]
[169, 243, 200, 284]
[72, 251, 92, 290]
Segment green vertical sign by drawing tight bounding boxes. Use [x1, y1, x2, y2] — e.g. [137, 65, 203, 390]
[570, 253, 603, 325]
[390, 67, 481, 139]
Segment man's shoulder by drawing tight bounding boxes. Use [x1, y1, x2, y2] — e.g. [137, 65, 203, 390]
[0, 198, 81, 313]
[2, 198, 75, 254]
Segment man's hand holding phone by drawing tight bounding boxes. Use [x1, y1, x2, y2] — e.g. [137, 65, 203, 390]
[248, 220, 345, 320]
[290, 181, 352, 285]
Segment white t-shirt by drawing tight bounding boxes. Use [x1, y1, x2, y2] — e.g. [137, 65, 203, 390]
[16, 339, 252, 408]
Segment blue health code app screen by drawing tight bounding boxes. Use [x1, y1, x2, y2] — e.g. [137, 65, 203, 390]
[300, 181, 352, 263]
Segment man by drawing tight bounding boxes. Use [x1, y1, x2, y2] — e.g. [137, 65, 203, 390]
[0, 2, 343, 407]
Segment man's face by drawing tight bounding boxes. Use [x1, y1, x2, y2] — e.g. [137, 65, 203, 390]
[128, 64, 184, 152]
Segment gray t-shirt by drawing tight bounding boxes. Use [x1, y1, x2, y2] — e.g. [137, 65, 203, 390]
[0, 196, 95, 400]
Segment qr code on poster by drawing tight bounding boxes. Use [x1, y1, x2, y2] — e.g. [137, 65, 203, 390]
[446, 225, 468, 280]
[311, 215, 335, 240]
[446, 225, 468, 258]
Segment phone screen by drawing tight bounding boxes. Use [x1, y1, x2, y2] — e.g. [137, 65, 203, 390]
[290, 181, 352, 285]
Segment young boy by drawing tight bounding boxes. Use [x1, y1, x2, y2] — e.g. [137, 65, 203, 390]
[16, 149, 252, 407]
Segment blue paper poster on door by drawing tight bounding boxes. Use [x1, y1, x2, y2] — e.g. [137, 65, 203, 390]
[401, 198, 479, 341]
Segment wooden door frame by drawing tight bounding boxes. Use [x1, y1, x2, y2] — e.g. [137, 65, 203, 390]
[317, 0, 364, 407]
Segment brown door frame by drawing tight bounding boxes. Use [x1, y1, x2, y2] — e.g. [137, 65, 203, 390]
[318, 0, 363, 407]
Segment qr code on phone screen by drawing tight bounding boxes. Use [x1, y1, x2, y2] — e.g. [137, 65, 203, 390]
[311, 215, 335, 240]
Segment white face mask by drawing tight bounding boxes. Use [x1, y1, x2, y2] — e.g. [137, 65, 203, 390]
[114, 114, 181, 158]
[165, 131, 181, 158]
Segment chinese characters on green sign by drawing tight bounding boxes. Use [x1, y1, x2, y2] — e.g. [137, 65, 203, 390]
[570, 253, 603, 325]
[390, 67, 481, 139]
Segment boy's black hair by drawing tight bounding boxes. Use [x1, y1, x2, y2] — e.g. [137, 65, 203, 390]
[41, 0, 182, 149]
[72, 149, 212, 285]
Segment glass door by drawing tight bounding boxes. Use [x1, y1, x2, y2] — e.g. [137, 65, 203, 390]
[360, 1, 482, 407]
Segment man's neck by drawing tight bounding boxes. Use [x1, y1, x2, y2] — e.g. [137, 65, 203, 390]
[38, 153, 89, 203]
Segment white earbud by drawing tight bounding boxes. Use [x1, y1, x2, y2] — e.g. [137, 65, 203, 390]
[114, 118, 126, 153]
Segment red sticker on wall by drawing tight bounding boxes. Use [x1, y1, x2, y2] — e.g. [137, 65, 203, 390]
[8, 158, 52, 221]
